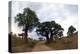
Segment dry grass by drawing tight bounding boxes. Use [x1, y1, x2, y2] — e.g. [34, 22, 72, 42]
[46, 35, 78, 50]
[11, 34, 78, 53]
[11, 36, 38, 53]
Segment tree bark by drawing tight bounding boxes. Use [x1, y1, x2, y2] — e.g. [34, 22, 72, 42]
[50, 31, 53, 42]
[24, 27, 28, 43]
[46, 35, 50, 43]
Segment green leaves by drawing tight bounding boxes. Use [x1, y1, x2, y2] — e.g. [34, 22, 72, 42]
[67, 25, 76, 36]
[36, 21, 64, 42]
[15, 8, 39, 32]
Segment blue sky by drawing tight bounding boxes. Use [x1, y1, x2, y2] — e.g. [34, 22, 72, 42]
[11, 1, 78, 39]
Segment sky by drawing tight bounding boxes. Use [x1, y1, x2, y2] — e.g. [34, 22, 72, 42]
[11, 1, 78, 39]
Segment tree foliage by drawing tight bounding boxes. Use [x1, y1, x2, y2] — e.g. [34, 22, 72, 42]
[15, 8, 39, 41]
[67, 25, 76, 37]
[36, 21, 64, 43]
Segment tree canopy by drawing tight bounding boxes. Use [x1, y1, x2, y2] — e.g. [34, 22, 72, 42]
[67, 25, 76, 37]
[15, 8, 39, 41]
[36, 21, 64, 43]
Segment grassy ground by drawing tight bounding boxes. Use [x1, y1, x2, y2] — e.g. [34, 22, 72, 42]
[46, 35, 78, 50]
[11, 34, 78, 53]
[11, 36, 38, 53]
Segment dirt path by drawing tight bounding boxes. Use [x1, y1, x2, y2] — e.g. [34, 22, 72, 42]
[32, 41, 53, 51]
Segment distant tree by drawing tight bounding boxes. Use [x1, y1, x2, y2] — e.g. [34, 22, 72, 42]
[67, 25, 76, 37]
[15, 8, 39, 42]
[36, 21, 64, 43]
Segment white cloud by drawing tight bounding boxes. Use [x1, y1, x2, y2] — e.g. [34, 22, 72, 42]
[12, 23, 23, 34]
[58, 16, 78, 36]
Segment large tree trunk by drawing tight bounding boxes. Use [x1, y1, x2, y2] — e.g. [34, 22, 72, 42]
[50, 36, 53, 42]
[24, 28, 28, 43]
[50, 32, 53, 42]
[46, 35, 50, 43]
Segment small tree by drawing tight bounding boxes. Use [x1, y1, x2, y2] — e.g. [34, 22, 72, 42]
[67, 25, 76, 37]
